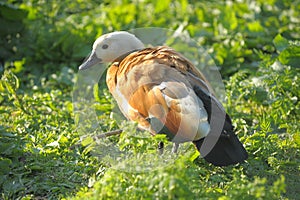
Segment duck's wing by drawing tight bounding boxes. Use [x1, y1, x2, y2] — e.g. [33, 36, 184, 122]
[107, 47, 210, 142]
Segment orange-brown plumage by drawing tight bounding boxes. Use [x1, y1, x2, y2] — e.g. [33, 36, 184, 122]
[107, 46, 208, 142]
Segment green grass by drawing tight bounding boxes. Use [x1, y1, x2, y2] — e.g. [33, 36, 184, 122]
[1, 0, 299, 199]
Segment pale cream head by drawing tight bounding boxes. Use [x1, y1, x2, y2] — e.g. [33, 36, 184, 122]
[79, 31, 145, 70]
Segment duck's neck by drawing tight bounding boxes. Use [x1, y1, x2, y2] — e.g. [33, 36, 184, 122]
[113, 48, 144, 63]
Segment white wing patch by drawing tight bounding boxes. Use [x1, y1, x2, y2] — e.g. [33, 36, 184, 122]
[155, 81, 210, 142]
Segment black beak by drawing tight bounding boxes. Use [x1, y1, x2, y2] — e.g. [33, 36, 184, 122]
[79, 52, 102, 70]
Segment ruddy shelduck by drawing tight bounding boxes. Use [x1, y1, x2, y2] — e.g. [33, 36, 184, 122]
[79, 31, 248, 166]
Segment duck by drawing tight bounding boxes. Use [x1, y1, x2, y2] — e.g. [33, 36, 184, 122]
[79, 31, 248, 166]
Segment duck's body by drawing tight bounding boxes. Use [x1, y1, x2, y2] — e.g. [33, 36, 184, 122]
[79, 31, 248, 166]
[107, 46, 211, 143]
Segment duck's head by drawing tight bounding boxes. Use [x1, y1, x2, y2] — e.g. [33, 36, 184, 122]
[79, 31, 145, 70]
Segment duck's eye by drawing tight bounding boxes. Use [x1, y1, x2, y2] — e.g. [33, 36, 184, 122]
[102, 44, 109, 49]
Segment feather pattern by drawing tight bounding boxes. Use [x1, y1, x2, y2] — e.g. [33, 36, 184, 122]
[107, 46, 211, 142]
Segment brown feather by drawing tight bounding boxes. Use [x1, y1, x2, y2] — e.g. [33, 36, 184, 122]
[106, 63, 119, 94]
[106, 46, 208, 138]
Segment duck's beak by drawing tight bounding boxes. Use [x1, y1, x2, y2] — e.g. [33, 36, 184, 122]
[79, 52, 102, 70]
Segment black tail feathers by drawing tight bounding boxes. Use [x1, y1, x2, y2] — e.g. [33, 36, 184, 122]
[193, 129, 248, 166]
